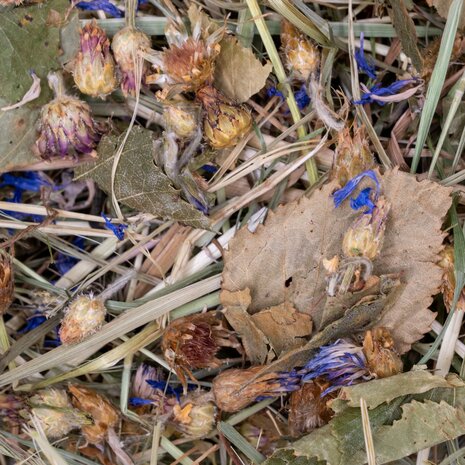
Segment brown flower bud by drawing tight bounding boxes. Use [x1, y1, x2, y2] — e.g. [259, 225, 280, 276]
[288, 379, 334, 437]
[332, 126, 374, 188]
[60, 294, 106, 345]
[362, 327, 403, 378]
[0, 255, 13, 315]
[163, 102, 202, 139]
[29, 389, 88, 439]
[438, 245, 465, 312]
[112, 26, 151, 97]
[69, 385, 119, 445]
[171, 396, 216, 438]
[73, 20, 118, 99]
[196, 85, 252, 149]
[162, 311, 241, 392]
[342, 196, 390, 260]
[281, 20, 320, 82]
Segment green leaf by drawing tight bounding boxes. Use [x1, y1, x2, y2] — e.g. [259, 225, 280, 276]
[0, 100, 39, 172]
[74, 127, 210, 229]
[0, 0, 69, 105]
[214, 37, 272, 103]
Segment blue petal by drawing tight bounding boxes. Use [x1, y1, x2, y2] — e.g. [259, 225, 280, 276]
[350, 187, 376, 213]
[102, 213, 128, 240]
[354, 79, 417, 105]
[75, 0, 124, 17]
[129, 397, 154, 406]
[267, 86, 285, 100]
[201, 164, 218, 174]
[295, 85, 310, 110]
[332, 170, 379, 209]
[354, 33, 377, 80]
[18, 314, 47, 334]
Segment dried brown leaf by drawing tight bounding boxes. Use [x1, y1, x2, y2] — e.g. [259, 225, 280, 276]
[214, 37, 272, 103]
[223, 169, 451, 356]
[429, 0, 465, 30]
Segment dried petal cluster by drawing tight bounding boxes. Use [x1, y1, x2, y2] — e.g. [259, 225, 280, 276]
[72, 21, 118, 99]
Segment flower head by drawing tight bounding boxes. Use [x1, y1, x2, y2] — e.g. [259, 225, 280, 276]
[112, 25, 151, 97]
[212, 366, 301, 412]
[35, 72, 102, 159]
[342, 196, 390, 260]
[163, 102, 202, 140]
[332, 126, 374, 187]
[332, 169, 380, 212]
[302, 340, 372, 395]
[72, 20, 118, 99]
[29, 389, 88, 439]
[362, 327, 403, 378]
[281, 20, 319, 82]
[69, 385, 119, 445]
[171, 395, 216, 438]
[355, 33, 376, 80]
[162, 311, 241, 392]
[196, 85, 252, 149]
[59, 294, 106, 345]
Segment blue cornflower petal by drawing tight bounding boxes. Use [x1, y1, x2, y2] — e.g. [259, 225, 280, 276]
[102, 213, 128, 240]
[0, 172, 52, 193]
[201, 164, 218, 174]
[354, 33, 376, 80]
[267, 86, 285, 100]
[129, 397, 155, 406]
[295, 85, 310, 110]
[146, 380, 184, 401]
[332, 170, 379, 210]
[354, 79, 417, 105]
[18, 313, 47, 334]
[350, 187, 376, 214]
[75, 0, 124, 17]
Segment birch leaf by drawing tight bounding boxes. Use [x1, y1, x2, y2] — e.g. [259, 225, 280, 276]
[214, 37, 272, 103]
[74, 127, 210, 229]
[223, 169, 452, 354]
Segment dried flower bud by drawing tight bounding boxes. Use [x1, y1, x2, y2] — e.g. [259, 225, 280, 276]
[281, 20, 320, 82]
[162, 311, 241, 391]
[438, 245, 465, 312]
[212, 366, 300, 413]
[35, 73, 102, 159]
[332, 126, 374, 188]
[59, 294, 106, 345]
[73, 21, 118, 99]
[112, 26, 151, 97]
[171, 397, 216, 438]
[29, 389, 88, 439]
[132, 363, 165, 402]
[362, 327, 403, 378]
[0, 255, 14, 315]
[69, 385, 119, 445]
[163, 102, 201, 139]
[196, 85, 252, 149]
[288, 378, 334, 437]
[342, 196, 390, 260]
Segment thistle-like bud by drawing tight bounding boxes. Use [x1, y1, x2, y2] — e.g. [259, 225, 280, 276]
[35, 73, 102, 159]
[69, 385, 119, 445]
[72, 20, 118, 99]
[112, 26, 151, 97]
[342, 196, 391, 260]
[332, 126, 374, 188]
[281, 20, 320, 82]
[362, 327, 403, 378]
[288, 379, 334, 437]
[212, 366, 300, 413]
[196, 85, 252, 149]
[59, 294, 106, 345]
[162, 311, 241, 392]
[438, 245, 465, 312]
[163, 102, 201, 140]
[0, 255, 14, 315]
[171, 396, 216, 438]
[29, 389, 88, 439]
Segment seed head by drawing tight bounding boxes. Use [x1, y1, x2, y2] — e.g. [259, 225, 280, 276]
[112, 26, 151, 97]
[332, 126, 374, 188]
[73, 20, 118, 99]
[29, 389, 88, 439]
[342, 196, 390, 260]
[35, 73, 102, 159]
[163, 102, 201, 140]
[212, 366, 300, 413]
[288, 378, 334, 437]
[162, 311, 241, 392]
[281, 20, 320, 82]
[196, 85, 252, 149]
[362, 327, 403, 378]
[0, 255, 13, 315]
[69, 385, 119, 445]
[59, 294, 106, 345]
